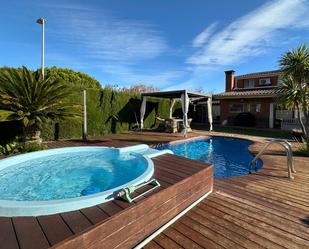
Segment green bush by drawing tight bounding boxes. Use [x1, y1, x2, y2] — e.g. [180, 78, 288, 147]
[295, 141, 308, 157]
[0, 141, 47, 155]
[43, 67, 101, 89]
[41, 88, 172, 140]
[19, 142, 48, 153]
[0, 67, 173, 142]
[0, 142, 19, 155]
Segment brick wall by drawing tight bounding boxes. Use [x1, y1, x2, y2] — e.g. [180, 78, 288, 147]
[220, 98, 274, 128]
[235, 76, 278, 89]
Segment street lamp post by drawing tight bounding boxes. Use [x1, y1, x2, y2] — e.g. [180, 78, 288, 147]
[36, 18, 45, 79]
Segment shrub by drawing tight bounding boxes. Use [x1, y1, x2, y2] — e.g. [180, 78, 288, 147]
[296, 141, 308, 157]
[18, 142, 47, 153]
[0, 143, 19, 155]
[0, 140, 47, 156]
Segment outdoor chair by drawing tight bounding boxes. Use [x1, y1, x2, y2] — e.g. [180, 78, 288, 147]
[165, 118, 178, 133]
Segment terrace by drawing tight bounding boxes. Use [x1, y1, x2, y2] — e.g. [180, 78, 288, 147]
[1, 3, 309, 249]
[1, 131, 308, 249]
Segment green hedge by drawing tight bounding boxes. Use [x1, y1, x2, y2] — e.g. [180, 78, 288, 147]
[40, 88, 173, 140]
[0, 67, 178, 142]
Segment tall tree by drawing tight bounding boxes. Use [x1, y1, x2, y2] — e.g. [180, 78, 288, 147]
[0, 66, 81, 142]
[278, 44, 309, 155]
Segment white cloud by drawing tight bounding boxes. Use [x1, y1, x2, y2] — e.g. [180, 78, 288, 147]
[41, 2, 182, 88]
[192, 23, 217, 47]
[97, 64, 185, 89]
[46, 4, 168, 63]
[187, 0, 309, 67]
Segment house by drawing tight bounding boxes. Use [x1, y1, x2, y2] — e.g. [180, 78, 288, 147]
[193, 69, 301, 130]
[215, 70, 282, 128]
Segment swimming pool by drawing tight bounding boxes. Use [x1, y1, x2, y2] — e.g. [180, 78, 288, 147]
[0, 145, 169, 217]
[156, 136, 262, 178]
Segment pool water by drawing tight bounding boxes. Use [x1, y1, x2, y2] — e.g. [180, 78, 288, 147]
[156, 137, 262, 178]
[0, 151, 147, 201]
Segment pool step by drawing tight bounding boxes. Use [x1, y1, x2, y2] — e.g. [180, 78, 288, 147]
[118, 144, 173, 158]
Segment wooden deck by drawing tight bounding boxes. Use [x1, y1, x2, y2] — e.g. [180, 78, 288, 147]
[143, 134, 309, 249]
[1, 131, 309, 249]
[0, 140, 213, 249]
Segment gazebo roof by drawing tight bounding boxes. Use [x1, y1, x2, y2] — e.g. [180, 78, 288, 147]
[141, 90, 211, 99]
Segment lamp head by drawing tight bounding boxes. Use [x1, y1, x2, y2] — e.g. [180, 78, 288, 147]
[36, 18, 45, 25]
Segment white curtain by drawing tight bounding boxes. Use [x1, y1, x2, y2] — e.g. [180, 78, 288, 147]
[181, 91, 190, 136]
[169, 99, 176, 118]
[207, 97, 213, 131]
[140, 96, 147, 129]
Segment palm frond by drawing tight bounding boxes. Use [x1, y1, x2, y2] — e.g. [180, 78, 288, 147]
[0, 67, 82, 127]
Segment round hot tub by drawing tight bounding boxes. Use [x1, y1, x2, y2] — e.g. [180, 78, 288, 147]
[0, 146, 154, 216]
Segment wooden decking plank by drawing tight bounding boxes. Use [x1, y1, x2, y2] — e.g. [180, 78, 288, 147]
[143, 240, 164, 249]
[150, 177, 171, 189]
[242, 177, 309, 202]
[225, 177, 309, 208]
[215, 181, 308, 217]
[60, 211, 93, 234]
[37, 215, 73, 246]
[97, 201, 124, 216]
[179, 216, 246, 249]
[211, 192, 309, 240]
[0, 218, 19, 249]
[100, 179, 211, 249]
[111, 198, 132, 209]
[172, 221, 223, 249]
[213, 190, 305, 225]
[153, 172, 180, 185]
[248, 174, 309, 193]
[80, 206, 109, 225]
[154, 155, 204, 173]
[201, 199, 308, 248]
[13, 217, 49, 249]
[196, 202, 286, 249]
[163, 227, 203, 249]
[153, 164, 190, 179]
[153, 233, 184, 249]
[155, 163, 195, 177]
[186, 210, 264, 249]
[152, 157, 199, 175]
[193, 204, 283, 249]
[153, 155, 200, 171]
[153, 169, 184, 182]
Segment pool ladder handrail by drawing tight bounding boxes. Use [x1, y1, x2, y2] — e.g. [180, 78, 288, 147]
[249, 139, 296, 180]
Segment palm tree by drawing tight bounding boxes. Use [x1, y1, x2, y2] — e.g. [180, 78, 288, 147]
[0, 66, 81, 142]
[279, 44, 309, 155]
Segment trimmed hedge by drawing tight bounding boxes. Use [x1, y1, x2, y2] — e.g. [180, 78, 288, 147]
[40, 88, 173, 140]
[0, 66, 178, 143]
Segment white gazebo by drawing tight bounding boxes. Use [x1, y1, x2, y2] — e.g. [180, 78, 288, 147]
[140, 90, 212, 136]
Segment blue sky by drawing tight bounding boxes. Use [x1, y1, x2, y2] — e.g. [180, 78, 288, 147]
[1, 0, 309, 93]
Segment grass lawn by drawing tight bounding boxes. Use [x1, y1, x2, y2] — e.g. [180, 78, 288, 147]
[192, 124, 294, 140]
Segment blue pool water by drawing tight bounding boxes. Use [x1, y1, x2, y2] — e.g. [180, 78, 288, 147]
[0, 150, 148, 201]
[156, 137, 262, 178]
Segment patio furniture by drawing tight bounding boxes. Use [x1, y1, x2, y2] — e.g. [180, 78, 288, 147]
[140, 90, 212, 137]
[156, 117, 166, 131]
[165, 118, 178, 133]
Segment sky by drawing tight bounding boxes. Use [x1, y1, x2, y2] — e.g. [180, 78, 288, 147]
[1, 0, 309, 93]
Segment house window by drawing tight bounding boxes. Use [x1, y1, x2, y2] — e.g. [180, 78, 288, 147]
[229, 103, 244, 113]
[249, 104, 261, 113]
[244, 79, 255, 88]
[259, 78, 271, 86]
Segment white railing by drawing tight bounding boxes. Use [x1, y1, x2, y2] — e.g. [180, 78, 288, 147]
[276, 110, 293, 120]
[281, 118, 302, 131]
